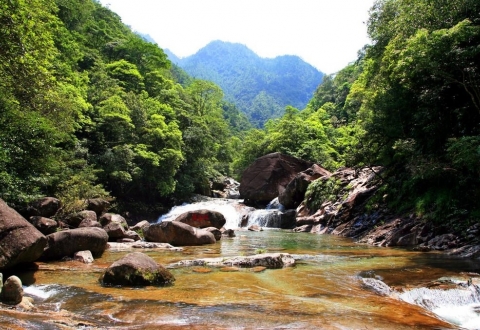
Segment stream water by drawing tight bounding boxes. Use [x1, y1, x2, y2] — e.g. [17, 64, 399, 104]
[3, 200, 480, 329]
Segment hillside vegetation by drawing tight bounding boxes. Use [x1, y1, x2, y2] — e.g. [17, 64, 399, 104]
[237, 0, 480, 229]
[0, 0, 248, 215]
[1, 0, 479, 230]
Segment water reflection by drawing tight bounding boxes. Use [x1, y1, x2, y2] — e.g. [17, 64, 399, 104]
[10, 230, 480, 329]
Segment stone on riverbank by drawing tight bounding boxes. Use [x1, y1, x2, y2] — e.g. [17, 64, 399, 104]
[42, 227, 108, 260]
[101, 252, 175, 287]
[0, 199, 47, 270]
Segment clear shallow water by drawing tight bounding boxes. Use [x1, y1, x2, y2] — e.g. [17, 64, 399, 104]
[6, 230, 480, 329]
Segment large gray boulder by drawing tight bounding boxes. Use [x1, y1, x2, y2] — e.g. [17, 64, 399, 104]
[144, 221, 216, 246]
[278, 164, 331, 209]
[99, 213, 128, 228]
[239, 153, 312, 205]
[0, 199, 47, 270]
[86, 198, 110, 216]
[175, 209, 226, 229]
[42, 227, 108, 260]
[66, 210, 97, 228]
[101, 252, 175, 287]
[103, 222, 126, 240]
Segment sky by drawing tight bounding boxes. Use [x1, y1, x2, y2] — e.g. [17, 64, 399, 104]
[98, 0, 375, 74]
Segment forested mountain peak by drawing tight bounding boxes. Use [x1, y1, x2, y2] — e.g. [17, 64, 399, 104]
[169, 40, 324, 127]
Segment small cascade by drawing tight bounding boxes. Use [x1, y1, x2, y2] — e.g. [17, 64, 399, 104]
[246, 209, 283, 228]
[246, 197, 286, 228]
[399, 284, 480, 329]
[157, 198, 243, 229]
[266, 197, 285, 212]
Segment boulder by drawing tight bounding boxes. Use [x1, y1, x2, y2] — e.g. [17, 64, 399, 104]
[29, 216, 58, 235]
[78, 219, 102, 228]
[86, 198, 110, 216]
[0, 199, 47, 270]
[174, 210, 226, 229]
[74, 250, 94, 264]
[1, 275, 23, 305]
[279, 164, 331, 209]
[204, 227, 222, 241]
[361, 278, 393, 296]
[239, 153, 312, 205]
[27, 197, 61, 218]
[99, 213, 128, 229]
[280, 209, 297, 229]
[221, 228, 236, 237]
[42, 227, 108, 260]
[143, 221, 216, 246]
[130, 220, 150, 231]
[248, 224, 262, 232]
[124, 230, 141, 241]
[66, 210, 97, 228]
[101, 252, 175, 287]
[103, 222, 126, 240]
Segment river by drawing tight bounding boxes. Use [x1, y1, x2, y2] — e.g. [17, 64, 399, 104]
[3, 201, 480, 329]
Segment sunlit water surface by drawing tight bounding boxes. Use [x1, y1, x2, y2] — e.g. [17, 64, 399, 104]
[6, 230, 480, 329]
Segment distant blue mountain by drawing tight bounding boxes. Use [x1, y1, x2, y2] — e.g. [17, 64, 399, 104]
[168, 40, 324, 127]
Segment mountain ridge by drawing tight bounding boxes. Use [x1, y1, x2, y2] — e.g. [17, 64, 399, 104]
[167, 40, 324, 127]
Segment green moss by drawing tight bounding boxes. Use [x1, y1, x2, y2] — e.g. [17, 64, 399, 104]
[304, 177, 342, 212]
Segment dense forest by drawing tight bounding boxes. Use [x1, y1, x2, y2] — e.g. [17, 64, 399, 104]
[168, 41, 324, 128]
[0, 0, 249, 216]
[1, 0, 479, 230]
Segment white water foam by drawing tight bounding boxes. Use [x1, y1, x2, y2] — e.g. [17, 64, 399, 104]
[23, 285, 59, 300]
[246, 209, 283, 228]
[157, 199, 243, 229]
[399, 285, 480, 329]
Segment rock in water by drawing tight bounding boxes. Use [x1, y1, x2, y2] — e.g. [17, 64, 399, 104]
[239, 153, 312, 205]
[1, 275, 23, 305]
[175, 209, 226, 229]
[144, 221, 216, 246]
[0, 199, 47, 270]
[74, 250, 94, 264]
[101, 252, 175, 286]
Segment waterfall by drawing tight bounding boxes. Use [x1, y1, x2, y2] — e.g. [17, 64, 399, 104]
[246, 198, 286, 228]
[157, 198, 243, 229]
[157, 197, 288, 229]
[246, 209, 283, 228]
[399, 284, 480, 329]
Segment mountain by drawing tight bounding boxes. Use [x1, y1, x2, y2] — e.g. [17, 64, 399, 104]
[169, 41, 324, 127]
[163, 48, 181, 64]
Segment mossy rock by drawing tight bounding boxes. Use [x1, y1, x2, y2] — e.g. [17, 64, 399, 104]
[101, 252, 175, 287]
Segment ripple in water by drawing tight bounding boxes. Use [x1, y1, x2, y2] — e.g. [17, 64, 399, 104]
[399, 284, 480, 329]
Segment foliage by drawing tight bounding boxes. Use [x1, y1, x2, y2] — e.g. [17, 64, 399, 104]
[0, 0, 250, 214]
[304, 178, 342, 212]
[350, 0, 480, 224]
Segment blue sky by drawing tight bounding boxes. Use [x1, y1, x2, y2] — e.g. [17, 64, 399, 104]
[98, 0, 375, 74]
